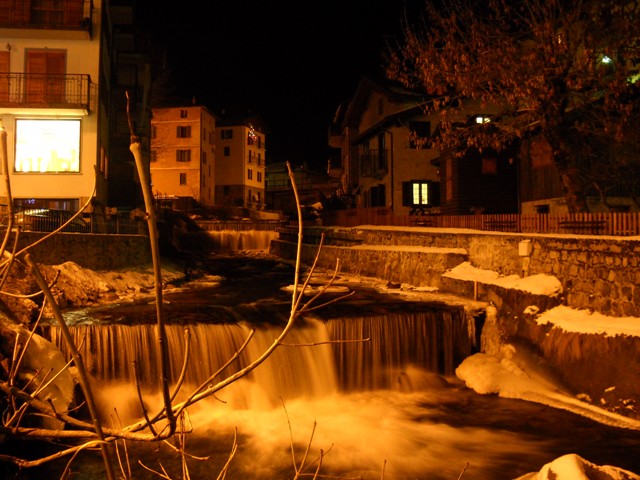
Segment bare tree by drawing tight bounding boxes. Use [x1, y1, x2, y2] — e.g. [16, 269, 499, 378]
[387, 0, 640, 212]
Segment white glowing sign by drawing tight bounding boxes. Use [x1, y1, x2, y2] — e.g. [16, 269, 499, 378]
[15, 119, 81, 173]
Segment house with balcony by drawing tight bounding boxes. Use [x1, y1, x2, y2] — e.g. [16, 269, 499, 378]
[329, 77, 441, 216]
[149, 105, 217, 209]
[214, 114, 266, 209]
[0, 0, 151, 216]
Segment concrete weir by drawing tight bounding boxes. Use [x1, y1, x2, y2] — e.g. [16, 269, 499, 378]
[270, 224, 640, 420]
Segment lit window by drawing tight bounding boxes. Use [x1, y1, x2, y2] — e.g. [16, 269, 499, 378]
[15, 119, 81, 173]
[475, 116, 491, 124]
[413, 183, 429, 205]
[403, 180, 439, 207]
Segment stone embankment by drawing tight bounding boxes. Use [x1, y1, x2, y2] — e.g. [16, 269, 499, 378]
[272, 225, 640, 317]
[270, 225, 640, 420]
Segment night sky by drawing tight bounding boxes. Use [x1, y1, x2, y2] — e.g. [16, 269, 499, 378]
[137, 1, 422, 171]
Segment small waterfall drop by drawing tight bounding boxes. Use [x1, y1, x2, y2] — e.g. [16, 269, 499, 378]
[43, 308, 475, 409]
[326, 309, 474, 391]
[206, 229, 278, 250]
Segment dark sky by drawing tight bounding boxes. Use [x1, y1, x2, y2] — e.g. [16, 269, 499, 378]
[137, 1, 420, 171]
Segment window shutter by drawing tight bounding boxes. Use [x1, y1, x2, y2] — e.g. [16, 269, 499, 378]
[402, 182, 412, 206]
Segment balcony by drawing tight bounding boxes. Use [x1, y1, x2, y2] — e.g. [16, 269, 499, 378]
[0, 0, 92, 32]
[0, 73, 94, 115]
[361, 149, 388, 177]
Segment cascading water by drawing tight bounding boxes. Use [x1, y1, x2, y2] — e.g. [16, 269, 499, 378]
[326, 310, 473, 391]
[43, 308, 471, 412]
[32, 254, 640, 480]
[204, 229, 278, 251]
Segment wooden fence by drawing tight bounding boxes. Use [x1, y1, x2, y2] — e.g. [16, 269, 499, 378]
[329, 208, 640, 237]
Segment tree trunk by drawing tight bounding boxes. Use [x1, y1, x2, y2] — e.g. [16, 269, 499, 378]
[558, 165, 590, 213]
[545, 128, 590, 213]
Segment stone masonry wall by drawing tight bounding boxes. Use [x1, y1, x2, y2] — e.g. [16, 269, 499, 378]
[271, 226, 640, 317]
[10, 232, 152, 270]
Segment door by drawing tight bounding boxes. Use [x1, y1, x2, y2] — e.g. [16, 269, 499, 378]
[26, 50, 66, 104]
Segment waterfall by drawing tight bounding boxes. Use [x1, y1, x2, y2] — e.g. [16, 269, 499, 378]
[205, 229, 278, 250]
[43, 309, 474, 406]
[326, 309, 474, 391]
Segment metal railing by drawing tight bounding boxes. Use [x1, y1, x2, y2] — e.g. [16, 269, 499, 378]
[0, 208, 147, 235]
[0, 0, 92, 30]
[361, 149, 388, 177]
[328, 208, 640, 237]
[0, 73, 93, 111]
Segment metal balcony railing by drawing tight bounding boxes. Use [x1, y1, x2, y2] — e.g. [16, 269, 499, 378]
[0, 73, 93, 111]
[361, 149, 388, 177]
[0, 0, 92, 30]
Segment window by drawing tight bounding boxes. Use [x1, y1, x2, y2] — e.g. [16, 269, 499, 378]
[409, 121, 431, 149]
[14, 119, 81, 173]
[180, 110, 188, 118]
[224, 146, 230, 156]
[475, 115, 491, 124]
[176, 150, 191, 162]
[257, 171, 262, 183]
[414, 183, 429, 205]
[402, 181, 439, 207]
[221, 129, 233, 139]
[247, 168, 253, 180]
[177, 126, 191, 138]
[179, 173, 187, 185]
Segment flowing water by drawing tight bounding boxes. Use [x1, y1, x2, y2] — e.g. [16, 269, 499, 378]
[28, 252, 640, 479]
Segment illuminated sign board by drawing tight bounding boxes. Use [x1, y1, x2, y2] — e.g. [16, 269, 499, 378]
[15, 119, 81, 173]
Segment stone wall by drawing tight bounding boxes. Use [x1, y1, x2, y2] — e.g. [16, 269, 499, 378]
[270, 226, 640, 317]
[10, 232, 152, 270]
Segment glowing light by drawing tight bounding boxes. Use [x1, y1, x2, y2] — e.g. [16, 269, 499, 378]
[15, 119, 81, 173]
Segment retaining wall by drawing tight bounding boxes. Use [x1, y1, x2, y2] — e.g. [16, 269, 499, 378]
[7, 231, 152, 270]
[270, 226, 640, 317]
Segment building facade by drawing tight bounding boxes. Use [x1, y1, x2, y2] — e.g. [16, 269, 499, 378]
[329, 77, 441, 215]
[150, 105, 216, 208]
[0, 0, 105, 212]
[215, 117, 266, 209]
[0, 0, 151, 213]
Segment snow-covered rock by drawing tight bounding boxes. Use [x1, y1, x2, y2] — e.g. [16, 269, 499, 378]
[515, 453, 640, 480]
